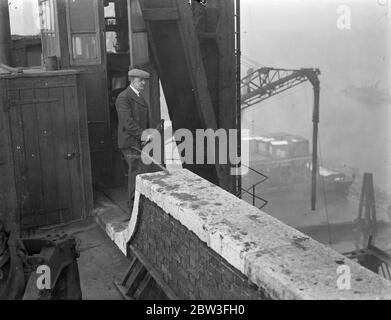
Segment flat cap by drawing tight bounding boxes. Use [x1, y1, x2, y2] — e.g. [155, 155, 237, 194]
[128, 68, 150, 79]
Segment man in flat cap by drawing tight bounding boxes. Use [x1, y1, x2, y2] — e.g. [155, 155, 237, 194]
[115, 68, 152, 213]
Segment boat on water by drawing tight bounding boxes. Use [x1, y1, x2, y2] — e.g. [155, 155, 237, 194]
[242, 132, 354, 196]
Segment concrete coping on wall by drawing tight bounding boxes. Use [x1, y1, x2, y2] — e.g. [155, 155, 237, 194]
[97, 168, 391, 300]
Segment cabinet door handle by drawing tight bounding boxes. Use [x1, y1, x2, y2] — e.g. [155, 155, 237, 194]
[64, 152, 77, 160]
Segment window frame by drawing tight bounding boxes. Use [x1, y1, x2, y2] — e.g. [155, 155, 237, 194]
[65, 0, 102, 66]
[39, 0, 60, 58]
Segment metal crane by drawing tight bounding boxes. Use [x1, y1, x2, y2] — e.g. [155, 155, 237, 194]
[241, 67, 321, 210]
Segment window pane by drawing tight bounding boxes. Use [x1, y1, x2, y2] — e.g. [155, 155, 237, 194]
[106, 31, 117, 53]
[71, 34, 98, 60]
[104, 2, 116, 18]
[39, 0, 54, 32]
[68, 0, 96, 32]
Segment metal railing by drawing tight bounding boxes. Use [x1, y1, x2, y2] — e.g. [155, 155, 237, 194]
[237, 164, 268, 210]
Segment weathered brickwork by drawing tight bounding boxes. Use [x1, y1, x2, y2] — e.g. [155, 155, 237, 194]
[97, 170, 391, 300]
[132, 196, 270, 300]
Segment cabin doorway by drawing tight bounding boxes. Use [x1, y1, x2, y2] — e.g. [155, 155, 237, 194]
[100, 0, 161, 209]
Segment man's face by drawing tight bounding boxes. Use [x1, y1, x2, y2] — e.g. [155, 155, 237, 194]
[131, 77, 147, 92]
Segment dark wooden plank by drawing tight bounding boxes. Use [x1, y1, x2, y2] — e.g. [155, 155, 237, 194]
[49, 86, 73, 225]
[0, 80, 9, 218]
[18, 87, 44, 227]
[8, 98, 59, 106]
[76, 75, 93, 217]
[121, 256, 139, 285]
[113, 281, 134, 300]
[129, 245, 178, 300]
[3, 83, 24, 231]
[46, 89, 63, 226]
[134, 273, 152, 299]
[63, 84, 83, 222]
[6, 77, 76, 90]
[35, 87, 60, 226]
[125, 262, 144, 296]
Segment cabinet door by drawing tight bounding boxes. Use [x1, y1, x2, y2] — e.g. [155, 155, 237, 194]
[5, 83, 84, 230]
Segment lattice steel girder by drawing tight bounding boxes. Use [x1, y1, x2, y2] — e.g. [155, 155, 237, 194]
[241, 67, 320, 110]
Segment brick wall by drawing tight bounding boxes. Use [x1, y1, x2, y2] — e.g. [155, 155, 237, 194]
[98, 169, 391, 300]
[132, 196, 270, 300]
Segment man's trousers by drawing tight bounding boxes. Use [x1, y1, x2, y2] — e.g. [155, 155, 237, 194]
[121, 148, 142, 211]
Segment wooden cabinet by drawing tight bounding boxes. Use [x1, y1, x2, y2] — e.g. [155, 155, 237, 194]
[0, 70, 92, 232]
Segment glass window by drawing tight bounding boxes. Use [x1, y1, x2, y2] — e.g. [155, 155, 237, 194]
[104, 2, 116, 18]
[39, 0, 55, 32]
[71, 34, 98, 60]
[66, 0, 101, 65]
[39, 0, 60, 58]
[106, 31, 117, 53]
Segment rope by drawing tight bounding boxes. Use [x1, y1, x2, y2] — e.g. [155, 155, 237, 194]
[318, 133, 333, 247]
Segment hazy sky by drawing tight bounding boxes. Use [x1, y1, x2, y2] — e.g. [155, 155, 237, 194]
[9, 0, 40, 35]
[241, 0, 390, 86]
[241, 0, 391, 190]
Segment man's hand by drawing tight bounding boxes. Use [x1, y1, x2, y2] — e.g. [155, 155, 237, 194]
[145, 134, 153, 143]
[141, 134, 153, 148]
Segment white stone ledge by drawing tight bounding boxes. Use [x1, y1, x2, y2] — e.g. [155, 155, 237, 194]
[134, 169, 391, 300]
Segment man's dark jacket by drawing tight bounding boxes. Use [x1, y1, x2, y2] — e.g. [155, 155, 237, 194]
[115, 87, 149, 150]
